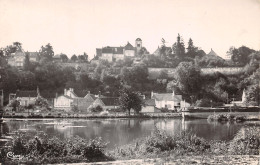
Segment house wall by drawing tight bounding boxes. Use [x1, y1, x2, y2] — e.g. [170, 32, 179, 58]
[15, 56, 25, 67]
[113, 54, 124, 61]
[17, 97, 37, 106]
[54, 96, 73, 111]
[201, 67, 243, 75]
[141, 106, 161, 113]
[103, 105, 119, 110]
[124, 50, 135, 57]
[29, 57, 37, 62]
[155, 100, 179, 110]
[101, 53, 113, 62]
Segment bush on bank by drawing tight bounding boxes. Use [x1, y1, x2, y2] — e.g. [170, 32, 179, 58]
[207, 113, 246, 122]
[0, 132, 112, 164]
[110, 126, 260, 160]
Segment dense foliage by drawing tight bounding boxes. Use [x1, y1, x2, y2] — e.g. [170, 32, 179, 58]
[0, 36, 259, 107]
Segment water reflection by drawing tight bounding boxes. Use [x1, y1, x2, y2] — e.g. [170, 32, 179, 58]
[1, 118, 260, 149]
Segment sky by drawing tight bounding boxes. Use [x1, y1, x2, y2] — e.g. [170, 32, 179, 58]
[0, 0, 260, 59]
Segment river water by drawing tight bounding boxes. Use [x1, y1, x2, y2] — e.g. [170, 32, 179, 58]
[1, 118, 260, 150]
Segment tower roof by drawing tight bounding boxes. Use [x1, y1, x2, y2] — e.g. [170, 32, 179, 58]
[136, 38, 142, 41]
[208, 48, 218, 56]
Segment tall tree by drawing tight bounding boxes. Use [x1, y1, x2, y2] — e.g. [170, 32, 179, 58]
[23, 53, 31, 71]
[13, 42, 22, 50]
[174, 62, 202, 96]
[71, 54, 78, 62]
[60, 53, 68, 62]
[172, 34, 185, 58]
[228, 46, 255, 66]
[39, 43, 54, 61]
[186, 38, 198, 58]
[119, 88, 143, 115]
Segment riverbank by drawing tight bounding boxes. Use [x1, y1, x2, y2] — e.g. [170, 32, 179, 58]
[2, 112, 182, 119]
[55, 155, 260, 165]
[1, 126, 259, 164]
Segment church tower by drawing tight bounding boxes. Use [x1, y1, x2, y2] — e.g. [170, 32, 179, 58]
[135, 38, 142, 53]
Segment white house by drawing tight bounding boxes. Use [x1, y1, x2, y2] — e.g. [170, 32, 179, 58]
[151, 91, 183, 110]
[54, 88, 78, 111]
[54, 95, 74, 111]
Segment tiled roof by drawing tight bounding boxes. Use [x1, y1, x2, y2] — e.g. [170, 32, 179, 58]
[99, 97, 119, 106]
[74, 90, 88, 98]
[53, 54, 61, 59]
[125, 42, 134, 50]
[96, 48, 102, 56]
[40, 91, 56, 99]
[84, 93, 97, 101]
[62, 95, 73, 100]
[73, 98, 93, 108]
[113, 47, 124, 54]
[16, 90, 38, 97]
[28, 52, 39, 57]
[102, 47, 114, 54]
[153, 93, 182, 102]
[144, 99, 155, 106]
[102, 47, 124, 54]
[15, 51, 25, 56]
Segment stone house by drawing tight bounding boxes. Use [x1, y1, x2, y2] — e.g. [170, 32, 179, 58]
[54, 89, 97, 112]
[141, 99, 161, 113]
[8, 50, 39, 67]
[91, 97, 119, 111]
[16, 90, 39, 106]
[97, 38, 143, 62]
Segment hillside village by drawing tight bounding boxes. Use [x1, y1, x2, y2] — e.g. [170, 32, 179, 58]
[0, 35, 260, 115]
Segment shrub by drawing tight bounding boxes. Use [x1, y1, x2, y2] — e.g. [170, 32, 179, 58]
[2, 132, 111, 164]
[229, 127, 260, 155]
[235, 115, 246, 122]
[90, 105, 103, 113]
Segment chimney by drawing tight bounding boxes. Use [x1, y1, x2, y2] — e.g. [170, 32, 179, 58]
[172, 91, 175, 97]
[98, 91, 101, 98]
[88, 91, 90, 94]
[69, 88, 74, 92]
[37, 86, 40, 97]
[64, 89, 67, 95]
[143, 95, 145, 100]
[151, 91, 154, 98]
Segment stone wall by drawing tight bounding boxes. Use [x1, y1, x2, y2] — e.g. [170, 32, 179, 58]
[201, 67, 243, 75]
[147, 67, 244, 79]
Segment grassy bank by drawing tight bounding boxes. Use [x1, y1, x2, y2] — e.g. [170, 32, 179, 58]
[1, 126, 260, 164]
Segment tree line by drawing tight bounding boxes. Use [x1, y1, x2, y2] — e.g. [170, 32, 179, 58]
[0, 35, 259, 108]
